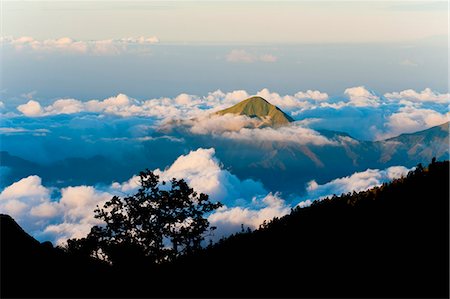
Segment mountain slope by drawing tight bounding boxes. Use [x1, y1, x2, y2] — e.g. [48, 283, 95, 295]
[377, 121, 449, 163]
[171, 160, 449, 298]
[0, 214, 110, 298]
[216, 96, 294, 127]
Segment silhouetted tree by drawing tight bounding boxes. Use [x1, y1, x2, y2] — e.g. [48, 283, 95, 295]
[67, 169, 222, 265]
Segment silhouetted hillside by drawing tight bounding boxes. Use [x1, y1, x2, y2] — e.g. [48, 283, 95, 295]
[160, 160, 449, 298]
[0, 215, 110, 298]
[1, 160, 448, 298]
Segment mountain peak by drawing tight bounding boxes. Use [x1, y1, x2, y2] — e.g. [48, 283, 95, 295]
[216, 96, 294, 127]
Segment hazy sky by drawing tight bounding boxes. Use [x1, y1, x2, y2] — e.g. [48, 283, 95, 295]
[2, 1, 448, 43]
[1, 1, 448, 100]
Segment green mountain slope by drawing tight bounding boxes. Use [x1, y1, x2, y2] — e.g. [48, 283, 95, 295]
[216, 96, 294, 127]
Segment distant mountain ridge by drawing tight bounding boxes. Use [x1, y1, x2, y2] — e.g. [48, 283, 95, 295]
[1, 117, 448, 196]
[216, 96, 294, 127]
[377, 121, 449, 163]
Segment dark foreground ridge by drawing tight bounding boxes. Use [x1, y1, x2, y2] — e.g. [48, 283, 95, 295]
[1, 160, 449, 298]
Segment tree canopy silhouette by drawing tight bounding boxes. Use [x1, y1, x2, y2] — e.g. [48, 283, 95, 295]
[66, 169, 222, 265]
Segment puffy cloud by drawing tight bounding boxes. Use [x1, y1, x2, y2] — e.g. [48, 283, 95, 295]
[154, 148, 266, 204]
[220, 124, 337, 147]
[1, 148, 269, 244]
[294, 90, 329, 101]
[44, 99, 84, 115]
[0, 175, 50, 206]
[302, 165, 411, 202]
[0, 175, 53, 229]
[30, 202, 59, 218]
[43, 186, 112, 244]
[186, 114, 262, 135]
[255, 88, 314, 111]
[17, 100, 43, 116]
[11, 87, 449, 141]
[343, 86, 380, 107]
[0, 175, 112, 245]
[1, 36, 159, 55]
[11, 88, 328, 121]
[226, 50, 256, 63]
[17, 94, 137, 117]
[110, 148, 268, 206]
[206, 89, 249, 107]
[384, 88, 450, 104]
[226, 49, 278, 63]
[208, 192, 291, 239]
[382, 106, 449, 138]
[111, 148, 274, 241]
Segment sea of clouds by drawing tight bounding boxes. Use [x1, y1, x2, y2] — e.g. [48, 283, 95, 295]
[0, 85, 448, 244]
[3, 86, 448, 141]
[0, 147, 412, 245]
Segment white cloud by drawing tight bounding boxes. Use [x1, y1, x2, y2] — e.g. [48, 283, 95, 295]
[382, 106, 449, 138]
[43, 186, 112, 244]
[297, 199, 313, 208]
[220, 124, 337, 147]
[0, 175, 53, 225]
[226, 49, 256, 63]
[11, 87, 449, 142]
[226, 49, 278, 63]
[294, 90, 329, 101]
[1, 148, 269, 244]
[0, 127, 50, 135]
[12, 88, 327, 121]
[1, 36, 159, 55]
[206, 89, 249, 107]
[186, 114, 263, 135]
[45, 99, 84, 115]
[17, 100, 43, 116]
[30, 202, 59, 218]
[344, 86, 380, 107]
[255, 88, 314, 110]
[0, 175, 112, 245]
[208, 192, 291, 239]
[302, 165, 411, 202]
[384, 88, 450, 104]
[154, 148, 266, 203]
[0, 175, 50, 204]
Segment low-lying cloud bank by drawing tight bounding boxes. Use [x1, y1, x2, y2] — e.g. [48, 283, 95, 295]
[1, 36, 159, 55]
[0, 147, 412, 245]
[177, 114, 337, 146]
[301, 165, 412, 207]
[7, 86, 448, 141]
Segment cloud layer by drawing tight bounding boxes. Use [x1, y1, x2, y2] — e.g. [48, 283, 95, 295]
[9, 86, 448, 141]
[298, 165, 412, 207]
[1, 36, 159, 55]
[0, 148, 271, 244]
[226, 49, 278, 63]
[0, 140, 414, 245]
